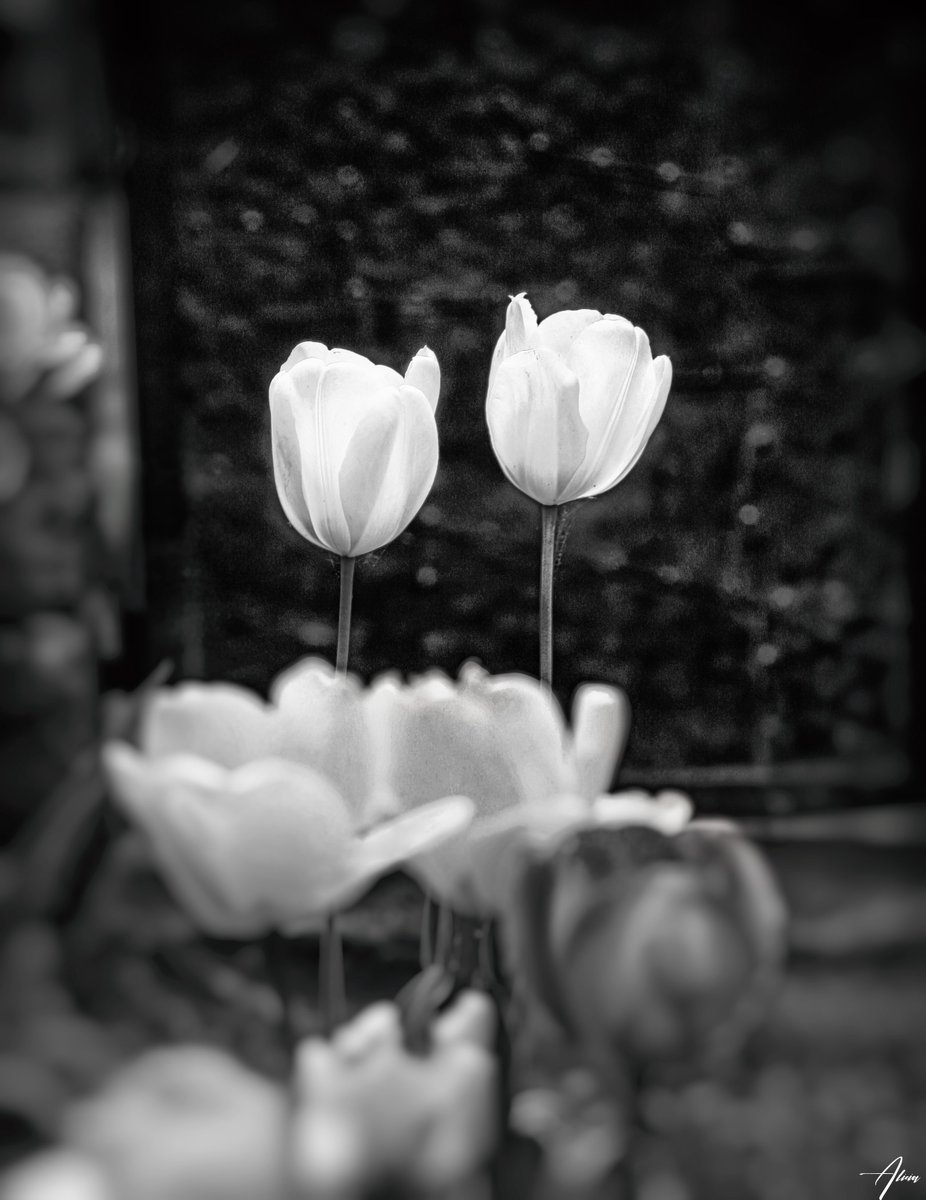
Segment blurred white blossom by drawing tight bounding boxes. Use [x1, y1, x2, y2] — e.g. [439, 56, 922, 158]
[0, 255, 102, 405]
[103, 659, 473, 937]
[294, 990, 498, 1194]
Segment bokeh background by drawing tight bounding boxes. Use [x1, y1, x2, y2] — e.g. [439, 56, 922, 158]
[1, 1, 925, 1198]
[111, 0, 923, 807]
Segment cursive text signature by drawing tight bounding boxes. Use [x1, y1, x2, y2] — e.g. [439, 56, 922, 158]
[860, 1157, 920, 1199]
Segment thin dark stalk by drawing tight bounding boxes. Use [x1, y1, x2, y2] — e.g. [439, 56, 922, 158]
[335, 555, 355, 675]
[539, 504, 558, 690]
[434, 903, 454, 967]
[263, 933, 297, 1199]
[420, 894, 434, 968]
[320, 913, 345, 1035]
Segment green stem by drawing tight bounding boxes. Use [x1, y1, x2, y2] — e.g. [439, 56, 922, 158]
[539, 504, 558, 690]
[335, 555, 355, 675]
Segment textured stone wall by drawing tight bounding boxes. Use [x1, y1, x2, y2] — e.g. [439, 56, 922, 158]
[117, 0, 921, 808]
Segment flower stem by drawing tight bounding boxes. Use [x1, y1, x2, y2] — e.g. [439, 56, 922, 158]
[420, 893, 434, 969]
[320, 913, 345, 1036]
[335, 555, 355, 676]
[539, 504, 558, 690]
[327, 555, 353, 1032]
[262, 933, 297, 1199]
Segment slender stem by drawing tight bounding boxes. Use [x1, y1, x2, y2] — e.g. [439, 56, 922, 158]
[420, 894, 434, 969]
[539, 504, 558, 690]
[434, 903, 454, 967]
[335, 555, 355, 675]
[320, 914, 345, 1036]
[263, 934, 297, 1200]
[263, 932, 296, 1060]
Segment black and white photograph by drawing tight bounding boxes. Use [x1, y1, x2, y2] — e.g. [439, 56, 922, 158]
[0, 0, 923, 1197]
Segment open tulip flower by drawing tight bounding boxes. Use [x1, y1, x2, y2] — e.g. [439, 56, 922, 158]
[269, 340, 440, 557]
[486, 292, 671, 505]
[293, 991, 499, 1195]
[102, 660, 473, 938]
[365, 661, 634, 915]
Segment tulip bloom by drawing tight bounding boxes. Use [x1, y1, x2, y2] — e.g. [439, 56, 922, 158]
[102, 661, 473, 938]
[505, 819, 787, 1079]
[64, 1047, 286, 1200]
[269, 341, 440, 557]
[293, 991, 498, 1194]
[486, 293, 671, 505]
[364, 662, 632, 915]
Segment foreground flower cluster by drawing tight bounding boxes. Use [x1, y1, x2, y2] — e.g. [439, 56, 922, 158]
[2, 294, 788, 1198]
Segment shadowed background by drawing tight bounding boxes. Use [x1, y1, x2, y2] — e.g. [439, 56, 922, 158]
[104, 0, 923, 812]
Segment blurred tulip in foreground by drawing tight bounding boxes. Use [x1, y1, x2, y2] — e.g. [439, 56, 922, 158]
[103, 660, 473, 937]
[366, 662, 632, 914]
[505, 819, 787, 1082]
[294, 991, 498, 1194]
[0, 1151, 112, 1200]
[0, 254, 103, 405]
[65, 1047, 285, 1200]
[269, 340, 440, 556]
[486, 293, 671, 505]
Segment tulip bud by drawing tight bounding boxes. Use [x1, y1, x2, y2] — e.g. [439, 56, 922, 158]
[269, 341, 440, 557]
[504, 821, 786, 1085]
[294, 992, 499, 1193]
[486, 293, 671, 505]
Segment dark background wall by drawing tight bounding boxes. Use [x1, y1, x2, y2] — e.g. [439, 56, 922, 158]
[104, 0, 924, 811]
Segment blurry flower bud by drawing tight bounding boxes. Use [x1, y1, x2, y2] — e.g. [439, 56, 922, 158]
[505, 820, 786, 1084]
[294, 991, 499, 1193]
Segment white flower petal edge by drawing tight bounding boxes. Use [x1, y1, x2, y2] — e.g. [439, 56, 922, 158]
[569, 684, 631, 800]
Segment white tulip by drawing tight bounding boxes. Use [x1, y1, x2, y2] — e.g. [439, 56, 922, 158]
[102, 660, 473, 938]
[269, 341, 439, 557]
[486, 293, 671, 505]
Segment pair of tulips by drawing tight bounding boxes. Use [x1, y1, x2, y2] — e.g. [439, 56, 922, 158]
[2, 991, 499, 1199]
[268, 292, 673, 557]
[103, 656, 687, 936]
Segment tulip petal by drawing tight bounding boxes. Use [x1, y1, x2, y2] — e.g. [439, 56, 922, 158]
[283, 340, 331, 369]
[596, 354, 672, 492]
[269, 657, 373, 818]
[535, 308, 602, 359]
[336, 390, 403, 555]
[103, 743, 250, 935]
[459, 663, 576, 801]
[356, 794, 475, 879]
[504, 292, 538, 354]
[291, 361, 376, 555]
[485, 328, 509, 405]
[487, 347, 588, 505]
[269, 368, 327, 548]
[366, 673, 530, 819]
[212, 759, 359, 923]
[590, 789, 693, 834]
[404, 346, 441, 413]
[340, 384, 438, 557]
[564, 316, 658, 499]
[570, 684, 630, 800]
[141, 683, 273, 767]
